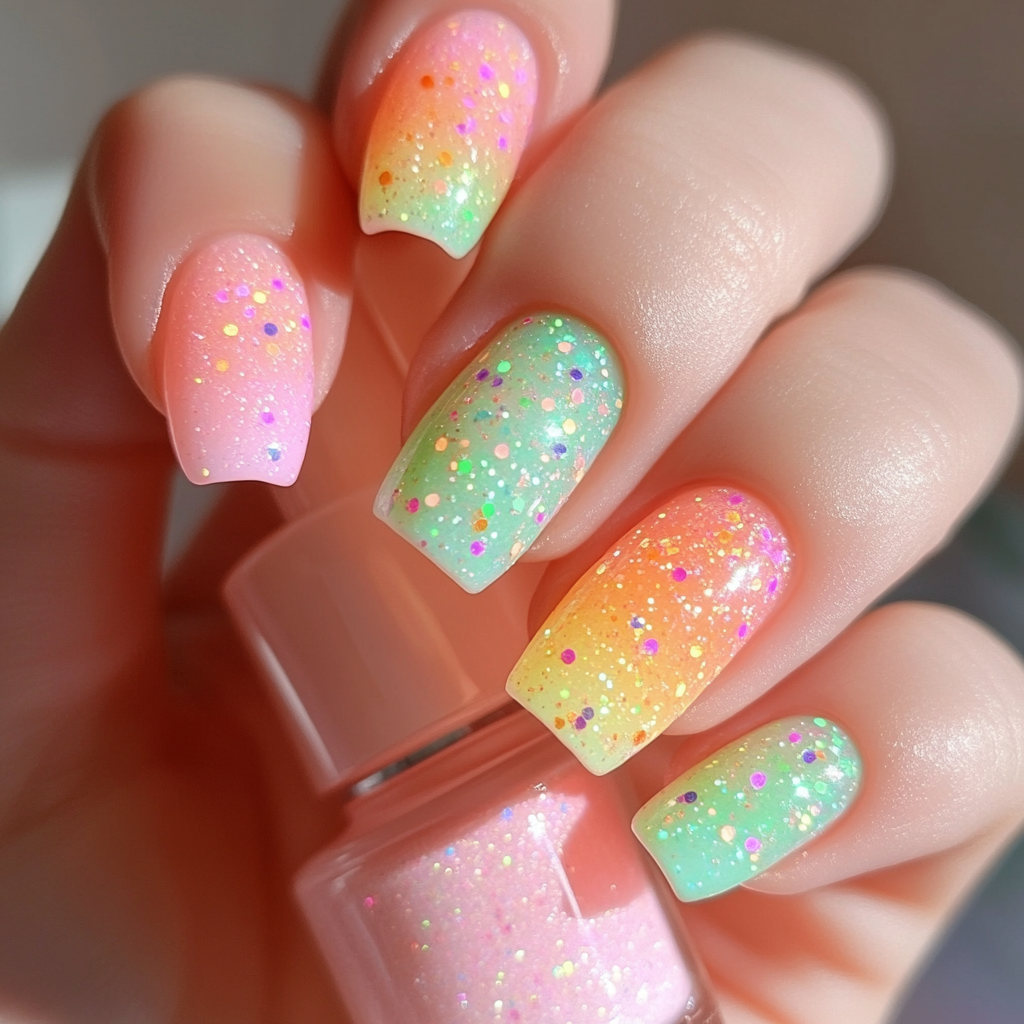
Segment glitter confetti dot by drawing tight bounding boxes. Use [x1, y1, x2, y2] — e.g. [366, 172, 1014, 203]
[215, 359, 229, 372]
[470, 540, 486, 556]
[215, 289, 229, 302]
[406, 498, 420, 513]
[223, 323, 238, 336]
[254, 291, 267, 304]
[745, 837, 761, 852]
[494, 443, 510, 459]
[562, 418, 577, 434]
[672, 567, 687, 581]
[802, 749, 817, 764]
[561, 649, 576, 664]
[643, 638, 659, 655]
[788, 732, 802, 743]
[749, 772, 767, 790]
[264, 323, 278, 335]
[541, 397, 556, 412]
[570, 368, 583, 380]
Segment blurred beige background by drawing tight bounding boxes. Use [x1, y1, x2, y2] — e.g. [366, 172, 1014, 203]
[1, 1, 1022, 1021]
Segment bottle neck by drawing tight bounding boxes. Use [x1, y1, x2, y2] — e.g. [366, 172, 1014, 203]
[340, 704, 551, 840]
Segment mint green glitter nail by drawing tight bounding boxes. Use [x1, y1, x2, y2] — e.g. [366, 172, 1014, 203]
[632, 716, 862, 901]
[374, 313, 625, 593]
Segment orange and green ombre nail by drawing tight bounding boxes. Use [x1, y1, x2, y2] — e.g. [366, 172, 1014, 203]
[359, 11, 537, 258]
[507, 487, 794, 774]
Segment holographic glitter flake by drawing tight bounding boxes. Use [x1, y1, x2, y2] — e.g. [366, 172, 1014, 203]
[633, 716, 862, 901]
[359, 11, 537, 258]
[375, 313, 624, 592]
[163, 234, 313, 485]
[507, 487, 793, 773]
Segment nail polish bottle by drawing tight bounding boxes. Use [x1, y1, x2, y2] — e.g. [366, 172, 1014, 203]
[223, 294, 720, 1023]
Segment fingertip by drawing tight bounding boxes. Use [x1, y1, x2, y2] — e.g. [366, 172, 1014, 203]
[87, 75, 356, 484]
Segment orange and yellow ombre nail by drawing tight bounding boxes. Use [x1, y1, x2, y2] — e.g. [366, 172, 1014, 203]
[507, 487, 794, 774]
[359, 11, 537, 258]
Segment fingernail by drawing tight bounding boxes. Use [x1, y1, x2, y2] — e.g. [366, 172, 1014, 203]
[163, 234, 314, 486]
[633, 716, 862, 901]
[360, 11, 538, 258]
[507, 487, 793, 773]
[374, 313, 624, 592]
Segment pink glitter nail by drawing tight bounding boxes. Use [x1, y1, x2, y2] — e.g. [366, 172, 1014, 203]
[163, 234, 313, 486]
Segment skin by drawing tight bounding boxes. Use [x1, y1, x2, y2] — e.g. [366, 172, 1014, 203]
[0, 2, 1022, 1023]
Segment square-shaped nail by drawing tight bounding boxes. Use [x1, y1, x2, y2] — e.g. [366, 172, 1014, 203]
[374, 313, 624, 592]
[163, 234, 314, 485]
[360, 11, 537, 258]
[507, 487, 793, 773]
[632, 716, 862, 901]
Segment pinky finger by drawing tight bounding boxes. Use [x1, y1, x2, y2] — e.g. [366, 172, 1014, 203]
[634, 603, 1024, 1023]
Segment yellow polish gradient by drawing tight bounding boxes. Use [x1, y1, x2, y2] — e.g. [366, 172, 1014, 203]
[507, 487, 794, 774]
[360, 10, 537, 258]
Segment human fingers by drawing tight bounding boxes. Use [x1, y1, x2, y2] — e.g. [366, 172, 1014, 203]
[507, 268, 1020, 771]
[372, 34, 889, 593]
[326, 0, 615, 258]
[90, 77, 355, 485]
[637, 604, 1024, 1024]
[0, 179, 168, 822]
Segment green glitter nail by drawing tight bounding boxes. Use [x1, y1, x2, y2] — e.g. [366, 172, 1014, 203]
[632, 716, 862, 901]
[374, 313, 625, 592]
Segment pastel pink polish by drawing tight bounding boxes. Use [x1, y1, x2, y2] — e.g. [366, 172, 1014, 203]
[162, 234, 313, 486]
[223, 314, 721, 1023]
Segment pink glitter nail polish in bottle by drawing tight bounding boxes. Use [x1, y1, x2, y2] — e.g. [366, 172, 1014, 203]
[223, 273, 719, 1024]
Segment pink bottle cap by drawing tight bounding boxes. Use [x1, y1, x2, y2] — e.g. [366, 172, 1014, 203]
[224, 488, 542, 793]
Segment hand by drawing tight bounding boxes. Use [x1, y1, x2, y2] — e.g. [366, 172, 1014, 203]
[0, 1, 1022, 1021]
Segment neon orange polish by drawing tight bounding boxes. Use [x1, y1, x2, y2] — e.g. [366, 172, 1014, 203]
[507, 486, 794, 773]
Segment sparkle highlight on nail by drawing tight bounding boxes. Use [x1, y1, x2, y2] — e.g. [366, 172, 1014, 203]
[507, 487, 793, 773]
[633, 716, 861, 901]
[375, 313, 624, 592]
[163, 235, 313, 485]
[359, 11, 537, 258]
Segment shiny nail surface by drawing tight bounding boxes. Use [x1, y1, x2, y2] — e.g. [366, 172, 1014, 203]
[360, 10, 537, 258]
[633, 716, 862, 901]
[163, 234, 313, 485]
[375, 313, 624, 593]
[507, 487, 793, 773]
